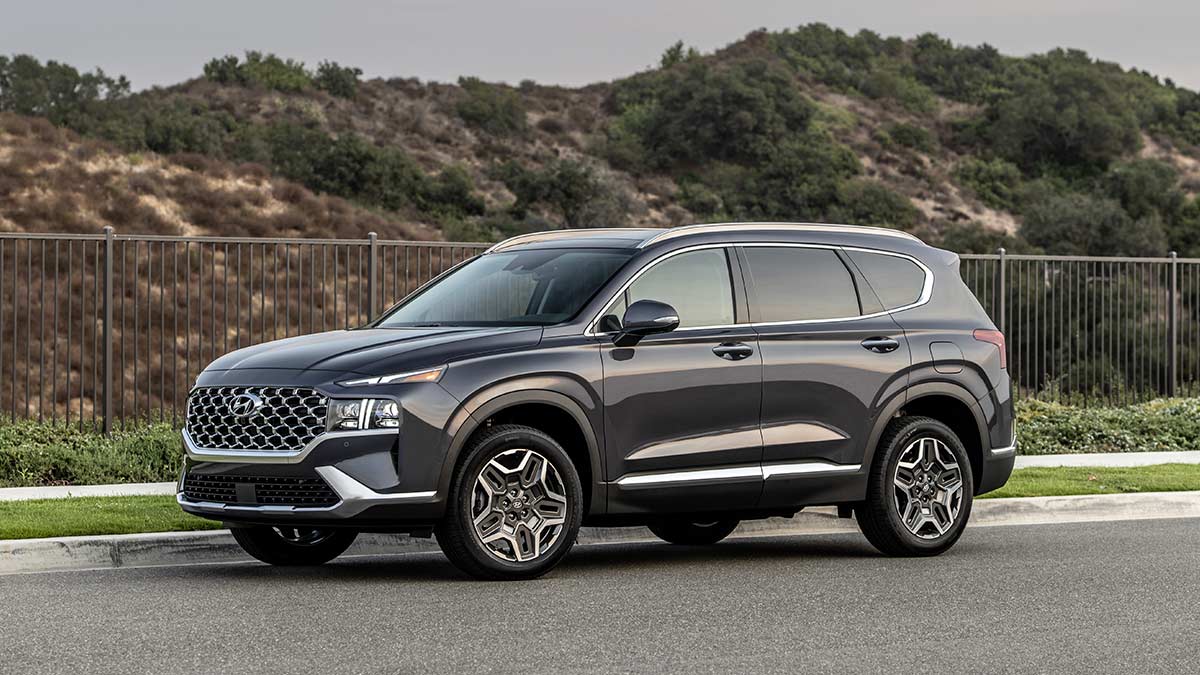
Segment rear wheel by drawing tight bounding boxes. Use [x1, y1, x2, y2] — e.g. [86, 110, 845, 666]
[649, 519, 740, 545]
[231, 526, 357, 566]
[856, 416, 973, 557]
[436, 424, 583, 581]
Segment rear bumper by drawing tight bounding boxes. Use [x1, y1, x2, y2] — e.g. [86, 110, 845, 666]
[977, 437, 1016, 495]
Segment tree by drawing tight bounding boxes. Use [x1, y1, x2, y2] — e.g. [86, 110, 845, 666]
[0, 54, 129, 126]
[1020, 192, 1165, 256]
[314, 61, 362, 98]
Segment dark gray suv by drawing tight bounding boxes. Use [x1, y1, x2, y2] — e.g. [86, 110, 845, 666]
[179, 223, 1015, 580]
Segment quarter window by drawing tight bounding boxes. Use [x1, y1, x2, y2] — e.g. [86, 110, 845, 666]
[743, 247, 860, 322]
[846, 250, 926, 310]
[603, 248, 735, 329]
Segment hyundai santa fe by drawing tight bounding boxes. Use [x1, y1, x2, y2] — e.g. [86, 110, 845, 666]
[178, 223, 1016, 580]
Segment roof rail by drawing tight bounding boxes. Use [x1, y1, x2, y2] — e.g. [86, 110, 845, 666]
[638, 222, 923, 248]
[484, 228, 662, 254]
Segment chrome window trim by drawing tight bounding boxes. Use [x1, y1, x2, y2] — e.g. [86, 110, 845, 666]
[584, 242, 933, 336]
[614, 461, 862, 487]
[181, 427, 398, 465]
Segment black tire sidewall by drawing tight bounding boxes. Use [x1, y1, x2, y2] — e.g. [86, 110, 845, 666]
[878, 419, 974, 553]
[232, 526, 357, 566]
[649, 519, 740, 545]
[445, 426, 583, 578]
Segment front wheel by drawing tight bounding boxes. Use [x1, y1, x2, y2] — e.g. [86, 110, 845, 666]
[649, 519, 740, 545]
[436, 424, 583, 581]
[231, 526, 357, 566]
[856, 416, 974, 557]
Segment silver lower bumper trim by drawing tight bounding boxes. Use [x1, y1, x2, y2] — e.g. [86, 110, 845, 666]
[178, 465, 437, 519]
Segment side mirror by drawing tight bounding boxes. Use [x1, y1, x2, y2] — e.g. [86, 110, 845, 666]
[614, 299, 679, 346]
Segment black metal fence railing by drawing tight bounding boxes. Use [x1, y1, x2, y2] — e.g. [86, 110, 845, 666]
[0, 232, 1197, 432]
[0, 230, 488, 431]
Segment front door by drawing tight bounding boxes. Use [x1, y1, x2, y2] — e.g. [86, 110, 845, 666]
[599, 247, 763, 514]
[735, 245, 912, 509]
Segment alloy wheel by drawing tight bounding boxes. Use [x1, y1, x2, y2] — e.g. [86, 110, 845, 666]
[471, 448, 569, 563]
[892, 437, 965, 539]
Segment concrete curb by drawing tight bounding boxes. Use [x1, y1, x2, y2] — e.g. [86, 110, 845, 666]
[4, 491, 1198, 575]
[0, 482, 177, 501]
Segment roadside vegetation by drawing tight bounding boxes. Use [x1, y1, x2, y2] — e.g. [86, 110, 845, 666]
[0, 398, 1198, 489]
[979, 464, 1200, 499]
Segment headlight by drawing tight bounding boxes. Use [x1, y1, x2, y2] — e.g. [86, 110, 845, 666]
[329, 398, 401, 430]
[338, 366, 446, 387]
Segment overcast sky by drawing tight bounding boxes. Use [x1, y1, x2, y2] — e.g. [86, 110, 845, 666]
[2, 0, 1198, 90]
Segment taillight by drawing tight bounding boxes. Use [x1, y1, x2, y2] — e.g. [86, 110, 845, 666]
[973, 329, 1006, 369]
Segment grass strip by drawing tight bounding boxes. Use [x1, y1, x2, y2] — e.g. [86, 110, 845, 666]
[0, 495, 220, 540]
[3, 465, 1200, 540]
[978, 464, 1200, 499]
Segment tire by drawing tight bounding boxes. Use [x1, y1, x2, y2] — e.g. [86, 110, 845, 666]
[435, 424, 584, 581]
[856, 416, 974, 557]
[231, 526, 357, 566]
[649, 519, 740, 545]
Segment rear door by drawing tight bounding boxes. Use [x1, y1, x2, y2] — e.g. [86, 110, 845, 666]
[736, 244, 913, 509]
[599, 246, 764, 514]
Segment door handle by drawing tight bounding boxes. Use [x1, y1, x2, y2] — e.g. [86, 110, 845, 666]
[712, 342, 754, 361]
[861, 336, 900, 354]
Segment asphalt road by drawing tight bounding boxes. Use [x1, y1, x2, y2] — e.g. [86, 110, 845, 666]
[1, 518, 1197, 674]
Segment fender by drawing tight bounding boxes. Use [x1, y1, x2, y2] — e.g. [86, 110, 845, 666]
[436, 385, 606, 516]
[861, 380, 988, 473]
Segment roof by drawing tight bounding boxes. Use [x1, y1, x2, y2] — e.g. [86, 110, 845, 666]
[485, 222, 923, 253]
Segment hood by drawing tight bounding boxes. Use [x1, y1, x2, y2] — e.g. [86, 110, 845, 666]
[204, 326, 543, 375]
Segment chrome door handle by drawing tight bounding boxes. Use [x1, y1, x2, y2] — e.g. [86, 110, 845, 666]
[861, 336, 900, 354]
[713, 343, 754, 361]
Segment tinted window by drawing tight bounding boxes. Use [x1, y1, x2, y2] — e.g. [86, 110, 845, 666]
[380, 248, 632, 327]
[603, 249, 735, 329]
[743, 247, 860, 322]
[846, 250, 926, 310]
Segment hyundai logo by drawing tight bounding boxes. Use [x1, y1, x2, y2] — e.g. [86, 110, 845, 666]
[228, 393, 264, 418]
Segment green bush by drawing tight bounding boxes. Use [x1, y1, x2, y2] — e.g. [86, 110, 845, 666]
[492, 159, 628, 228]
[883, 122, 935, 152]
[0, 54, 130, 126]
[954, 157, 1023, 211]
[0, 422, 180, 487]
[455, 76, 527, 136]
[1017, 398, 1200, 455]
[313, 61, 362, 98]
[203, 51, 312, 93]
[829, 179, 918, 227]
[1020, 190, 1166, 256]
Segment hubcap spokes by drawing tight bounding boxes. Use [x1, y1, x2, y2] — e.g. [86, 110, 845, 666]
[893, 437, 963, 540]
[471, 448, 568, 563]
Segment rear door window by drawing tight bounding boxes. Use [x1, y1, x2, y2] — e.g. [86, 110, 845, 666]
[742, 247, 860, 322]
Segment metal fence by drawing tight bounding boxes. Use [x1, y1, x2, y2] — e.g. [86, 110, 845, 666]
[0, 229, 487, 431]
[0, 232, 1198, 432]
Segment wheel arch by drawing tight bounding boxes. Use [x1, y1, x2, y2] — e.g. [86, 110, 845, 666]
[439, 387, 605, 516]
[865, 382, 989, 493]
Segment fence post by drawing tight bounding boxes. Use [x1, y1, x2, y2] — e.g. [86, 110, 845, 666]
[996, 247, 1007, 335]
[102, 227, 114, 435]
[1168, 251, 1178, 397]
[367, 232, 378, 321]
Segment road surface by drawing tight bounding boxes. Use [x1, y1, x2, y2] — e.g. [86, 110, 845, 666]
[1, 518, 1197, 674]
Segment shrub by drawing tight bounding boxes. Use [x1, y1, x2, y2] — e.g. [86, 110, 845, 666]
[1017, 398, 1200, 455]
[203, 51, 312, 93]
[313, 60, 362, 98]
[1020, 190, 1167, 256]
[884, 122, 935, 152]
[829, 179, 918, 228]
[492, 159, 630, 228]
[0, 421, 180, 487]
[954, 157, 1023, 211]
[455, 76, 527, 136]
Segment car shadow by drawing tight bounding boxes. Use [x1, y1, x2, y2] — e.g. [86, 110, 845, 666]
[204, 532, 887, 584]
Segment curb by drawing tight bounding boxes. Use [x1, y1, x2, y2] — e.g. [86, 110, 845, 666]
[4, 491, 1198, 575]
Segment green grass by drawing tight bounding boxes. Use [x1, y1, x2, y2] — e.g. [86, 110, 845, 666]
[980, 464, 1200, 499]
[2, 465, 1199, 539]
[0, 495, 220, 540]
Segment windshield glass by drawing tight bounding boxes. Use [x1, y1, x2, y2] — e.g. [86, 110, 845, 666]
[378, 248, 634, 327]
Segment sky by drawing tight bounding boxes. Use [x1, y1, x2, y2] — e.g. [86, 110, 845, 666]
[2, 0, 1199, 91]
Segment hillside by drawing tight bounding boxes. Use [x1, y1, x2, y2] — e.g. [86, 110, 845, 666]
[3, 25, 1200, 254]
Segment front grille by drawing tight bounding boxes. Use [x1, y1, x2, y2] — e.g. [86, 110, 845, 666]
[182, 473, 340, 507]
[186, 386, 328, 452]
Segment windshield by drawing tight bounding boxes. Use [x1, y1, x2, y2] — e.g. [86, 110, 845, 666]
[378, 248, 634, 327]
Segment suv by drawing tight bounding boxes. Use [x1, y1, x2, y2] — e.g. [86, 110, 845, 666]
[179, 223, 1015, 580]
